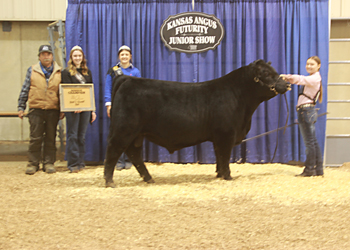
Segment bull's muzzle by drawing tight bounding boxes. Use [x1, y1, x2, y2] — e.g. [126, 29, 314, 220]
[274, 79, 291, 94]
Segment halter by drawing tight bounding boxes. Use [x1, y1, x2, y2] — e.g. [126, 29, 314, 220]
[254, 75, 282, 95]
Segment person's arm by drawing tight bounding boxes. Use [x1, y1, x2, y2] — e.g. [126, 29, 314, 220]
[104, 73, 113, 117]
[282, 73, 320, 88]
[135, 68, 141, 78]
[86, 69, 93, 83]
[88, 69, 97, 120]
[61, 69, 71, 83]
[18, 67, 32, 119]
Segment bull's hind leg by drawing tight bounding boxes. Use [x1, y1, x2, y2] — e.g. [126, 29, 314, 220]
[213, 141, 233, 180]
[125, 137, 154, 183]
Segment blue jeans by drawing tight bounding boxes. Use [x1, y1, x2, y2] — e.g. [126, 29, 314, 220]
[65, 111, 90, 170]
[297, 106, 323, 174]
[117, 152, 132, 169]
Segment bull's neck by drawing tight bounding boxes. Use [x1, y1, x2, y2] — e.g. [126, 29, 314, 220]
[226, 66, 263, 112]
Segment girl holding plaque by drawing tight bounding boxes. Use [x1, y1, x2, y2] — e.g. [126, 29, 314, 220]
[61, 46, 96, 173]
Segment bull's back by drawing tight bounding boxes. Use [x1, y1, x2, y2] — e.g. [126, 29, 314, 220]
[112, 77, 217, 149]
[112, 74, 249, 151]
[114, 77, 214, 117]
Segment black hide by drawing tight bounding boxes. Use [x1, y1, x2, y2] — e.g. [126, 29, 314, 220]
[104, 60, 289, 186]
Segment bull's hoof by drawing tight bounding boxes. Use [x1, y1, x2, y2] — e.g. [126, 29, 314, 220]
[143, 176, 155, 183]
[223, 175, 233, 181]
[146, 178, 155, 184]
[105, 181, 116, 188]
[216, 173, 222, 178]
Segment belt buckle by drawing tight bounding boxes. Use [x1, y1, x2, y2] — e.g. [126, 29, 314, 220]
[297, 104, 313, 111]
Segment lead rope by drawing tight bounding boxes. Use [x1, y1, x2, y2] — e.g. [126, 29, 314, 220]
[270, 93, 289, 162]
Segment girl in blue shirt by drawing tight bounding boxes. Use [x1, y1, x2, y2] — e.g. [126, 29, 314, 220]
[104, 45, 141, 170]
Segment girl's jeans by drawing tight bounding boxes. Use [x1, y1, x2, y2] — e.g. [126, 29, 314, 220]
[297, 106, 323, 174]
[65, 111, 91, 170]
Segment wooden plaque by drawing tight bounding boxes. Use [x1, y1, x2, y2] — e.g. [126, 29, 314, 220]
[59, 84, 96, 112]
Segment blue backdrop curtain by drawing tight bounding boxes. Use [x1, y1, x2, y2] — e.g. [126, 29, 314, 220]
[65, 0, 329, 164]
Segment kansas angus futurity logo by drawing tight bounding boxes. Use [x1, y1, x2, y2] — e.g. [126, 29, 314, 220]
[160, 12, 224, 53]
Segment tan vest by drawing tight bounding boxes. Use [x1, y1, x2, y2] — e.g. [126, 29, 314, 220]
[28, 61, 62, 110]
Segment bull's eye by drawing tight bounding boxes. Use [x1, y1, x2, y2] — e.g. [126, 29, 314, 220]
[261, 71, 270, 78]
[264, 73, 271, 79]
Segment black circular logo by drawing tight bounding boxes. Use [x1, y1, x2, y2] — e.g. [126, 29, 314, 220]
[160, 12, 225, 53]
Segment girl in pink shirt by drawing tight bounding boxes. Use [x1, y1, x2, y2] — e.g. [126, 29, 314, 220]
[281, 56, 323, 177]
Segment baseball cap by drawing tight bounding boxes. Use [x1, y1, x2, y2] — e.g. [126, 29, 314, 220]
[38, 45, 53, 55]
[118, 45, 131, 55]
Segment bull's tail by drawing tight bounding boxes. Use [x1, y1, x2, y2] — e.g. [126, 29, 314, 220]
[111, 75, 128, 103]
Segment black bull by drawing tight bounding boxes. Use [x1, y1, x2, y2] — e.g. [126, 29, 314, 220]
[104, 60, 290, 188]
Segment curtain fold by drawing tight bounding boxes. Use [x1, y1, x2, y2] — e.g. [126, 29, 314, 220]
[66, 0, 329, 164]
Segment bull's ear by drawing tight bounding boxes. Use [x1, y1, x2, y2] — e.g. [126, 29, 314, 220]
[252, 59, 263, 65]
[267, 61, 271, 65]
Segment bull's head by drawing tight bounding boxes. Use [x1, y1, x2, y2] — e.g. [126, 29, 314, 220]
[250, 59, 291, 95]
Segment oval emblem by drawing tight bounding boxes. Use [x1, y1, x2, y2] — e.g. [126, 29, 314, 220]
[160, 12, 225, 53]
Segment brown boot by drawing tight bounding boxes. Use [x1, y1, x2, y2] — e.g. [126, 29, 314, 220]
[25, 165, 39, 175]
[295, 168, 316, 177]
[316, 166, 324, 176]
[43, 164, 56, 174]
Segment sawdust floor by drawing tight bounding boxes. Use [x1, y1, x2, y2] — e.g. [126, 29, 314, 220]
[1, 161, 350, 250]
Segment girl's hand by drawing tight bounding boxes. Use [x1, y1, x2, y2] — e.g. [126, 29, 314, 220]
[106, 105, 111, 118]
[91, 112, 97, 123]
[280, 74, 287, 80]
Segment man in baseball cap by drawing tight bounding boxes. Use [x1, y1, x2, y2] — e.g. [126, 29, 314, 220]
[38, 45, 53, 56]
[18, 44, 63, 175]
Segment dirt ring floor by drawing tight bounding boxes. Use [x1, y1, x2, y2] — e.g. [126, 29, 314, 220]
[1, 161, 350, 250]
